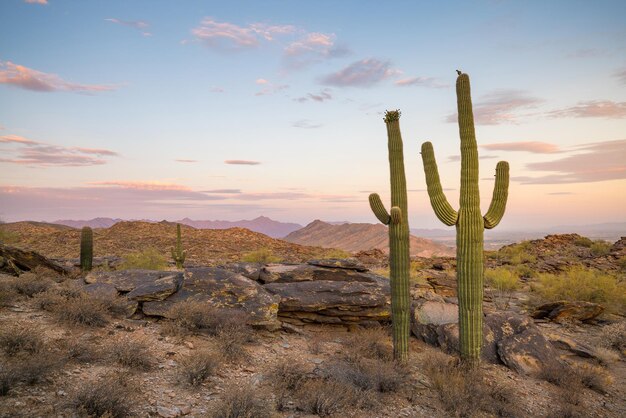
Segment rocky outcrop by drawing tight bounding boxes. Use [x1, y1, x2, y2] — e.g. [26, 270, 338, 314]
[0, 244, 71, 276]
[85, 270, 183, 296]
[259, 263, 380, 284]
[142, 267, 281, 331]
[531, 301, 604, 323]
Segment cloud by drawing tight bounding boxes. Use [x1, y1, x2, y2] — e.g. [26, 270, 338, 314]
[481, 141, 561, 154]
[548, 101, 626, 119]
[283, 32, 349, 69]
[614, 69, 626, 84]
[294, 88, 332, 103]
[256, 78, 268, 85]
[255, 80, 289, 96]
[201, 189, 241, 194]
[24, 0, 47, 4]
[512, 139, 626, 184]
[321, 59, 400, 87]
[395, 76, 449, 88]
[190, 17, 295, 51]
[0, 134, 119, 167]
[224, 160, 261, 165]
[210, 87, 224, 93]
[88, 181, 190, 191]
[292, 119, 322, 129]
[175, 159, 198, 163]
[446, 89, 543, 125]
[105, 18, 151, 36]
[236, 192, 311, 201]
[0, 61, 116, 93]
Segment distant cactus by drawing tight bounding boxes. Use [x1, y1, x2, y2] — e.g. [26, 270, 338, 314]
[171, 223, 186, 269]
[80, 226, 93, 272]
[369, 109, 411, 362]
[420, 72, 510, 366]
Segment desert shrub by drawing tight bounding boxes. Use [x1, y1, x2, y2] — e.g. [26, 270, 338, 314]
[590, 240, 611, 256]
[575, 364, 612, 394]
[514, 263, 535, 279]
[296, 379, 362, 416]
[241, 248, 281, 264]
[63, 338, 100, 363]
[12, 273, 54, 297]
[0, 354, 61, 395]
[532, 267, 626, 314]
[70, 374, 133, 418]
[485, 267, 520, 309]
[178, 349, 222, 386]
[0, 326, 44, 356]
[320, 249, 353, 259]
[538, 363, 579, 387]
[328, 357, 408, 394]
[574, 236, 593, 248]
[497, 241, 536, 265]
[110, 337, 153, 371]
[0, 280, 19, 307]
[119, 248, 167, 270]
[271, 358, 311, 411]
[55, 293, 109, 327]
[212, 382, 273, 418]
[341, 326, 393, 362]
[217, 325, 251, 362]
[598, 322, 626, 353]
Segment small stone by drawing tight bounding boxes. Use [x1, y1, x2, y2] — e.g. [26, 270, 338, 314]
[281, 342, 290, 349]
[156, 405, 181, 418]
[57, 390, 67, 396]
[311, 358, 323, 364]
[184, 341, 194, 349]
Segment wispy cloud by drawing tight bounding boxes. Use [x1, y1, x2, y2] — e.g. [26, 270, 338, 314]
[321, 59, 400, 87]
[88, 181, 190, 191]
[0, 61, 117, 94]
[446, 89, 543, 125]
[548, 100, 626, 119]
[105, 18, 151, 36]
[190, 17, 295, 51]
[210, 87, 224, 93]
[283, 32, 349, 69]
[224, 160, 261, 165]
[614, 69, 626, 84]
[512, 139, 626, 184]
[294, 88, 332, 103]
[255, 79, 289, 96]
[395, 76, 449, 88]
[482, 141, 561, 154]
[201, 189, 241, 194]
[0, 134, 119, 167]
[175, 159, 198, 163]
[292, 119, 323, 129]
[24, 0, 47, 4]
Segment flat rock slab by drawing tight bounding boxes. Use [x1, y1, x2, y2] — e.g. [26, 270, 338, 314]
[259, 264, 382, 284]
[498, 328, 561, 375]
[217, 262, 263, 281]
[307, 258, 368, 272]
[531, 301, 604, 323]
[84, 270, 183, 295]
[143, 267, 281, 330]
[83, 282, 118, 299]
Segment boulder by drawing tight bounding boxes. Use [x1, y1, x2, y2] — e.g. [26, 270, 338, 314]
[83, 282, 118, 299]
[419, 270, 457, 297]
[259, 263, 381, 284]
[353, 248, 387, 267]
[263, 273, 390, 326]
[497, 328, 561, 375]
[307, 258, 368, 272]
[217, 262, 263, 281]
[84, 270, 183, 296]
[0, 244, 71, 276]
[531, 301, 604, 323]
[142, 267, 281, 331]
[410, 297, 458, 345]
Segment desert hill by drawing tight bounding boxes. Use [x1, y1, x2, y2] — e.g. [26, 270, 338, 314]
[284, 220, 454, 257]
[0, 221, 334, 264]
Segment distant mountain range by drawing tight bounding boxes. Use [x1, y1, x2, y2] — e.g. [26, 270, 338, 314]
[283, 220, 454, 257]
[53, 216, 302, 238]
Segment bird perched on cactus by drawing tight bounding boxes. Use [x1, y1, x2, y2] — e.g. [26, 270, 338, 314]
[420, 72, 509, 366]
[80, 226, 93, 272]
[171, 223, 186, 269]
[368, 109, 411, 362]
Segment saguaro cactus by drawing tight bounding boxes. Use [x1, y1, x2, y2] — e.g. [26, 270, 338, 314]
[420, 72, 509, 366]
[171, 223, 186, 269]
[80, 226, 93, 272]
[369, 110, 411, 362]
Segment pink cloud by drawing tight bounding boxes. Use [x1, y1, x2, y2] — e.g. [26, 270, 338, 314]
[446, 89, 543, 125]
[175, 159, 198, 163]
[0, 134, 39, 145]
[24, 0, 47, 4]
[73, 147, 119, 156]
[283, 32, 349, 69]
[224, 160, 261, 165]
[294, 88, 332, 103]
[395, 76, 449, 88]
[88, 181, 191, 191]
[255, 80, 289, 96]
[105, 18, 151, 36]
[482, 141, 561, 154]
[0, 61, 117, 93]
[321, 59, 400, 87]
[548, 100, 626, 119]
[191, 17, 295, 51]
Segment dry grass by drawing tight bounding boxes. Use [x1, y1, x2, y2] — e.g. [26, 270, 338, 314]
[212, 382, 273, 418]
[0, 279, 19, 307]
[598, 321, 626, 353]
[271, 358, 311, 411]
[178, 349, 222, 386]
[0, 326, 45, 356]
[33, 286, 110, 327]
[327, 356, 408, 394]
[0, 355, 62, 396]
[295, 379, 363, 416]
[109, 336, 153, 371]
[12, 273, 54, 297]
[341, 326, 393, 361]
[69, 374, 134, 418]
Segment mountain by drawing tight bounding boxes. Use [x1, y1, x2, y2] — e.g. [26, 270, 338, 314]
[0, 221, 334, 264]
[176, 216, 302, 238]
[54, 217, 123, 229]
[284, 220, 454, 257]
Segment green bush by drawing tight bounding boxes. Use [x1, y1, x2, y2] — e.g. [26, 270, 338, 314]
[590, 240, 611, 257]
[497, 241, 536, 265]
[485, 267, 520, 309]
[241, 248, 281, 264]
[532, 267, 626, 315]
[120, 248, 167, 270]
[573, 236, 593, 248]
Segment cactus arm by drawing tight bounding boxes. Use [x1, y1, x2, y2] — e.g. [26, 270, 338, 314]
[483, 161, 510, 229]
[369, 193, 391, 225]
[421, 142, 458, 226]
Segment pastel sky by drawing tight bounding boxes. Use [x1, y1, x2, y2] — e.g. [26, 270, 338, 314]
[1, 0, 625, 229]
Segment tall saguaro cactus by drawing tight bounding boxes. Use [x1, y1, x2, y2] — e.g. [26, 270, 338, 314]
[369, 110, 411, 362]
[171, 223, 186, 269]
[421, 72, 509, 366]
[80, 226, 93, 272]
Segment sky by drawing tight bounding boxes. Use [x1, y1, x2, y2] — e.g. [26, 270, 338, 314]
[0, 0, 625, 229]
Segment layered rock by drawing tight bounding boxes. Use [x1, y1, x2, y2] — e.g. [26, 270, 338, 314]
[531, 301, 604, 323]
[0, 244, 71, 276]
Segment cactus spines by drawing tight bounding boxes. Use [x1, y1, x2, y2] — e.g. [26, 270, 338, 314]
[80, 226, 93, 272]
[171, 223, 186, 269]
[368, 109, 411, 362]
[420, 72, 510, 366]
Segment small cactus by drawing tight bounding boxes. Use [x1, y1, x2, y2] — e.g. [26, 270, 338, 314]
[369, 109, 411, 362]
[171, 223, 186, 269]
[420, 72, 510, 366]
[80, 226, 93, 272]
